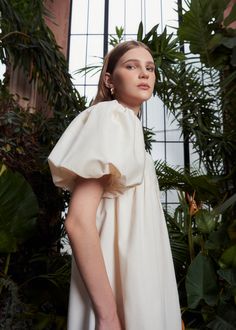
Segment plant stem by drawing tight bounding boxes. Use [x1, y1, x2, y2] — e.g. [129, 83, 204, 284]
[4, 253, 11, 275]
[0, 31, 30, 41]
[188, 215, 195, 261]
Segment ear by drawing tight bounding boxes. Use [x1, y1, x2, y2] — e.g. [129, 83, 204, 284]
[104, 72, 114, 89]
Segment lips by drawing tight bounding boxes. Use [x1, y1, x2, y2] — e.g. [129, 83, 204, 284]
[137, 83, 150, 90]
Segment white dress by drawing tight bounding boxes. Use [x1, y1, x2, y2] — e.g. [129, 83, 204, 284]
[48, 100, 182, 330]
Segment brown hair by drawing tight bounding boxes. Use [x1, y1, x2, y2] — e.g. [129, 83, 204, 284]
[92, 40, 153, 105]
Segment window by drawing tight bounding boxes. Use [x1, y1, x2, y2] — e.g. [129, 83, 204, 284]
[69, 0, 186, 207]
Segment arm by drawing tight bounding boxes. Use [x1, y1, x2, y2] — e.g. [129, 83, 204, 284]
[65, 176, 122, 329]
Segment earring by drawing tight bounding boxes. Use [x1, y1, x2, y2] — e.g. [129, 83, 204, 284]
[110, 87, 114, 95]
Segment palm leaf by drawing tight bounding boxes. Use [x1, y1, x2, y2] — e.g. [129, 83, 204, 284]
[155, 159, 219, 202]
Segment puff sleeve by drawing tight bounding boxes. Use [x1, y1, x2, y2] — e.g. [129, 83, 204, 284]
[48, 100, 145, 197]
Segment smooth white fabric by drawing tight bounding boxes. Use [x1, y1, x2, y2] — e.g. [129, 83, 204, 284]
[48, 100, 182, 330]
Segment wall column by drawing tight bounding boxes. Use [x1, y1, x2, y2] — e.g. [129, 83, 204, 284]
[9, 0, 72, 110]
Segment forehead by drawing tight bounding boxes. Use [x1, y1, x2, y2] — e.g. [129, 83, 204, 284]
[118, 47, 154, 63]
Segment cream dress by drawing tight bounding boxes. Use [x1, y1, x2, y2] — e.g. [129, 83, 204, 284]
[48, 100, 181, 330]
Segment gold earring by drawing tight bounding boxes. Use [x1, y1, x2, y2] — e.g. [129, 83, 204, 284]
[110, 87, 114, 95]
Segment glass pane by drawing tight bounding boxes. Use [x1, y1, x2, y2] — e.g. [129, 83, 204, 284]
[75, 85, 85, 98]
[161, 0, 179, 33]
[86, 35, 103, 84]
[151, 142, 165, 161]
[69, 35, 87, 84]
[84, 85, 98, 103]
[167, 190, 179, 203]
[89, 0, 104, 34]
[123, 33, 138, 41]
[146, 96, 164, 129]
[166, 142, 184, 167]
[160, 190, 167, 204]
[109, 0, 125, 34]
[143, 96, 165, 141]
[125, 0, 142, 34]
[146, 0, 163, 34]
[166, 128, 182, 142]
[87, 35, 103, 63]
[71, 0, 88, 34]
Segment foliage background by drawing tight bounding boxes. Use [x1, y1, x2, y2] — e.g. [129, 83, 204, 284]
[0, 0, 236, 329]
[0, 0, 86, 328]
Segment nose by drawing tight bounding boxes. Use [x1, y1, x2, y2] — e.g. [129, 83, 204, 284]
[139, 68, 149, 79]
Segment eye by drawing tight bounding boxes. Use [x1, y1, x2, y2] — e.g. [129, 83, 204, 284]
[126, 64, 136, 70]
[146, 66, 155, 72]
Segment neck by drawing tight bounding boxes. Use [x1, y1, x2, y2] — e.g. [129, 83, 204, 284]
[116, 100, 141, 116]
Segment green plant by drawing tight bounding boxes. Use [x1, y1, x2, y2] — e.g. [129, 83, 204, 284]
[0, 0, 84, 110]
[0, 164, 38, 267]
[146, 3, 236, 325]
[1, 0, 236, 328]
[179, 192, 236, 328]
[0, 162, 71, 329]
[177, 0, 236, 188]
[0, 1, 86, 327]
[109, 26, 124, 47]
[139, 18, 235, 326]
[155, 158, 236, 328]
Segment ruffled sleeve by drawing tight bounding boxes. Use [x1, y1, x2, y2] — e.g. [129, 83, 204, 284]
[48, 100, 145, 197]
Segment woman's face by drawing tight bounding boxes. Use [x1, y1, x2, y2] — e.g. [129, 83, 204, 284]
[106, 47, 156, 114]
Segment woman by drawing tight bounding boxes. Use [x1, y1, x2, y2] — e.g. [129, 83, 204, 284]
[48, 40, 182, 330]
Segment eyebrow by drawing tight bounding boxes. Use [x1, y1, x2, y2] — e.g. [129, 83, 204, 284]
[122, 59, 155, 65]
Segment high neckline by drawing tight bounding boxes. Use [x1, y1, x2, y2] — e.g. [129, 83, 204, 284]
[113, 99, 142, 120]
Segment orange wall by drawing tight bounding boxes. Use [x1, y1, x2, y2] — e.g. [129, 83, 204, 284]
[44, 0, 71, 59]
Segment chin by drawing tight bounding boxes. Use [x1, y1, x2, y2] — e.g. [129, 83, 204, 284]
[140, 95, 152, 103]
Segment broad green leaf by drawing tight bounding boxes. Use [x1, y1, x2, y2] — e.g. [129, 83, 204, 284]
[207, 303, 236, 330]
[217, 268, 236, 286]
[0, 231, 17, 253]
[178, 0, 211, 56]
[231, 46, 236, 66]
[205, 224, 230, 250]
[221, 37, 236, 49]
[207, 316, 236, 330]
[178, 0, 230, 68]
[227, 220, 236, 241]
[0, 165, 38, 253]
[220, 71, 236, 89]
[219, 245, 236, 269]
[186, 253, 218, 308]
[195, 209, 216, 233]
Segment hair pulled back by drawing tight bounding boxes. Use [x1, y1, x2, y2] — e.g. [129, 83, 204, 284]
[93, 40, 153, 105]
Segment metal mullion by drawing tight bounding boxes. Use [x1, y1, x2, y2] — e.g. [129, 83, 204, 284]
[103, 0, 109, 57]
[178, 0, 190, 172]
[84, 0, 90, 96]
[67, 0, 73, 62]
